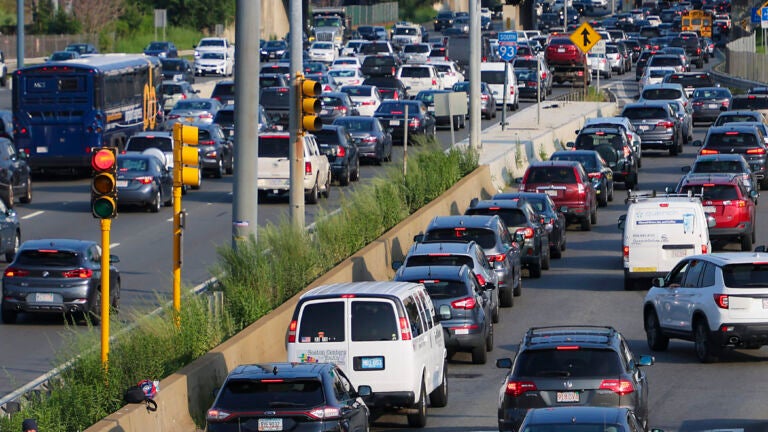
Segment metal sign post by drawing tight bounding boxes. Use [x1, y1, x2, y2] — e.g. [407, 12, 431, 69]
[403, 104, 408, 177]
[498, 31, 518, 131]
[593, 40, 606, 94]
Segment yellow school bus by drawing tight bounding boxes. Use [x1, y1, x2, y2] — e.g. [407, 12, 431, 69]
[682, 10, 712, 38]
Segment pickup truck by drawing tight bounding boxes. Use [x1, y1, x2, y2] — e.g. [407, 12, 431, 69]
[544, 37, 591, 87]
[193, 37, 235, 60]
[257, 132, 332, 204]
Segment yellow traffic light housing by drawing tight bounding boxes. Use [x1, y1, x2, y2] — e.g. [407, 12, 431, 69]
[91, 147, 118, 219]
[172, 123, 200, 187]
[298, 74, 322, 132]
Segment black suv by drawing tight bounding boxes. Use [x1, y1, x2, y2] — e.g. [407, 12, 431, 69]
[695, 124, 768, 189]
[669, 35, 703, 68]
[568, 126, 638, 189]
[495, 326, 654, 432]
[434, 10, 456, 31]
[465, 199, 550, 279]
[361, 54, 400, 78]
[206, 362, 371, 432]
[211, 80, 235, 105]
[550, 150, 615, 207]
[313, 125, 360, 186]
[493, 192, 567, 259]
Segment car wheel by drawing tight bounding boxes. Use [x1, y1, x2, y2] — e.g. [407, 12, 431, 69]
[694, 319, 720, 363]
[551, 244, 562, 259]
[88, 291, 102, 326]
[1, 306, 16, 324]
[305, 180, 319, 204]
[500, 285, 514, 307]
[322, 174, 331, 199]
[226, 156, 234, 174]
[609, 183, 614, 201]
[529, 258, 542, 278]
[453, 116, 461, 130]
[514, 271, 522, 296]
[5, 231, 19, 262]
[492, 296, 500, 322]
[486, 323, 494, 352]
[149, 190, 161, 213]
[590, 207, 597, 224]
[406, 381, 428, 427]
[112, 280, 121, 313]
[581, 216, 591, 231]
[351, 158, 360, 181]
[645, 311, 670, 351]
[669, 141, 679, 156]
[471, 343, 488, 364]
[741, 232, 753, 251]
[19, 180, 32, 204]
[164, 189, 173, 206]
[761, 178, 768, 191]
[429, 362, 448, 408]
[5, 184, 13, 207]
[598, 184, 608, 207]
[541, 248, 551, 270]
[214, 158, 224, 179]
[339, 166, 350, 186]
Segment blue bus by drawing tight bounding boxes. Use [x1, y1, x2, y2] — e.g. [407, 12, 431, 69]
[12, 54, 163, 174]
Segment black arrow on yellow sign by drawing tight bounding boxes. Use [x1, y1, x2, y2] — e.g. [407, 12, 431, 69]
[581, 28, 591, 47]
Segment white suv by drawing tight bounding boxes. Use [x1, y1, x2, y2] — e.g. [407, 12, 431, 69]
[643, 252, 768, 363]
[257, 132, 331, 203]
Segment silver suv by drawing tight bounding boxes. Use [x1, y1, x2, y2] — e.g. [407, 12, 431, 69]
[644, 252, 768, 362]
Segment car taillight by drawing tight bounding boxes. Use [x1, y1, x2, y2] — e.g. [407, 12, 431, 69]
[167, 114, 180, 119]
[451, 296, 477, 310]
[487, 253, 506, 262]
[135, 176, 154, 185]
[481, 94, 489, 101]
[747, 148, 766, 154]
[306, 406, 341, 419]
[527, 81, 537, 87]
[432, 77, 437, 86]
[181, 94, 187, 100]
[599, 379, 635, 395]
[362, 136, 377, 143]
[657, 121, 675, 128]
[714, 294, 729, 309]
[199, 113, 213, 119]
[206, 409, 232, 422]
[361, 100, 376, 105]
[702, 244, 708, 254]
[336, 146, 346, 157]
[409, 117, 421, 127]
[516, 227, 535, 239]
[735, 199, 747, 208]
[287, 319, 297, 342]
[505, 380, 537, 397]
[4, 268, 29, 277]
[334, 106, 348, 114]
[578, 183, 585, 194]
[541, 72, 547, 79]
[693, 101, 704, 106]
[588, 172, 602, 179]
[399, 316, 412, 340]
[63, 268, 93, 278]
[475, 273, 487, 286]
[700, 149, 719, 155]
[623, 245, 629, 258]
[305, 161, 312, 174]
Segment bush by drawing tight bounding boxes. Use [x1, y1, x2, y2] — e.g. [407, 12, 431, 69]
[0, 144, 477, 432]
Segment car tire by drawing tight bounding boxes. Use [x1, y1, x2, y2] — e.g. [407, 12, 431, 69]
[88, 291, 102, 326]
[500, 286, 514, 307]
[19, 180, 32, 204]
[351, 158, 360, 182]
[164, 190, 173, 206]
[741, 232, 753, 251]
[486, 324, 494, 352]
[407, 382, 428, 427]
[305, 180, 319, 204]
[226, 155, 234, 175]
[1, 307, 16, 324]
[339, 166, 350, 186]
[669, 142, 679, 156]
[5, 231, 19, 263]
[5, 184, 13, 207]
[598, 184, 608, 207]
[590, 207, 597, 225]
[694, 319, 720, 363]
[761, 178, 768, 191]
[645, 311, 670, 351]
[214, 158, 224, 179]
[453, 116, 461, 130]
[581, 216, 591, 231]
[471, 344, 488, 364]
[150, 190, 161, 213]
[551, 246, 562, 259]
[529, 258, 542, 278]
[541, 248, 551, 270]
[112, 280, 121, 313]
[429, 362, 448, 408]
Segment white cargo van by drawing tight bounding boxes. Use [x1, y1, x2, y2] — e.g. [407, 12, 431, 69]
[619, 191, 715, 290]
[480, 62, 519, 110]
[286, 281, 447, 427]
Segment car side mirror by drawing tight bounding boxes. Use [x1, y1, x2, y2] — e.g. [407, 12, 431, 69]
[438, 304, 451, 321]
[110, 254, 120, 264]
[618, 214, 626, 231]
[706, 215, 716, 228]
[638, 355, 655, 366]
[468, 197, 479, 208]
[514, 177, 523, 184]
[357, 385, 372, 397]
[413, 233, 424, 243]
[559, 206, 568, 213]
[750, 189, 759, 199]
[391, 260, 403, 270]
[496, 357, 513, 369]
[692, 139, 703, 146]
[652, 277, 664, 287]
[514, 232, 525, 244]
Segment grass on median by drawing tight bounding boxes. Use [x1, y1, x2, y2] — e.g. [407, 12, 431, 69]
[0, 138, 478, 432]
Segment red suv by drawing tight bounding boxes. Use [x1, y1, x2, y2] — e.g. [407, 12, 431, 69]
[545, 37, 586, 66]
[677, 173, 758, 251]
[516, 161, 597, 231]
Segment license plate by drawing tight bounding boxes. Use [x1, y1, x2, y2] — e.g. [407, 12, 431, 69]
[556, 391, 579, 402]
[708, 103, 718, 109]
[632, 267, 657, 272]
[673, 249, 689, 257]
[545, 190, 558, 196]
[258, 418, 282, 431]
[557, 48, 566, 53]
[185, 117, 194, 123]
[703, 206, 716, 213]
[360, 356, 384, 370]
[116, 180, 128, 187]
[638, 125, 651, 131]
[519, 83, 526, 87]
[390, 120, 400, 126]
[269, 179, 287, 187]
[37, 146, 49, 153]
[321, 109, 329, 115]
[455, 328, 469, 335]
[35, 293, 55, 302]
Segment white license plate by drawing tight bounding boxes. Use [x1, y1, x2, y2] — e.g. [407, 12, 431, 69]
[703, 206, 716, 213]
[269, 179, 287, 187]
[35, 293, 55, 302]
[673, 249, 689, 257]
[390, 120, 400, 126]
[557, 48, 566, 53]
[320, 109, 329, 115]
[638, 125, 651, 131]
[708, 103, 718, 109]
[763, 298, 768, 309]
[454, 328, 469, 335]
[36, 146, 49, 153]
[116, 180, 128, 187]
[519, 83, 526, 87]
[258, 418, 282, 431]
[557, 391, 579, 402]
[545, 190, 558, 196]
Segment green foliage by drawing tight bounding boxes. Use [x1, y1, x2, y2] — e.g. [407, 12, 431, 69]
[398, 0, 437, 23]
[538, 143, 548, 161]
[132, 0, 235, 33]
[0, 145, 478, 432]
[110, 14, 204, 54]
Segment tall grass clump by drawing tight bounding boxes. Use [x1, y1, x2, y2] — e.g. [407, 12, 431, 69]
[0, 145, 477, 432]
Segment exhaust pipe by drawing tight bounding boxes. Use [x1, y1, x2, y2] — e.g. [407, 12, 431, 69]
[728, 336, 739, 344]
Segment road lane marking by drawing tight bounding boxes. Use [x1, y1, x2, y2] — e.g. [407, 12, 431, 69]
[110, 243, 120, 248]
[21, 211, 44, 220]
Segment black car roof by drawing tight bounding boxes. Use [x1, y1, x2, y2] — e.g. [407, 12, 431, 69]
[396, 265, 471, 282]
[227, 362, 333, 379]
[20, 239, 94, 251]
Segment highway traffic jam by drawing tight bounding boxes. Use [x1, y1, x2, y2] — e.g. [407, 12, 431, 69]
[3, 0, 768, 430]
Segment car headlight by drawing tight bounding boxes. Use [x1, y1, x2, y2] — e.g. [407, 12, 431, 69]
[194, 50, 200, 58]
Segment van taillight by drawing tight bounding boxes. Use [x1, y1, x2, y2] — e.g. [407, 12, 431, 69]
[288, 320, 297, 343]
[623, 246, 629, 259]
[702, 244, 708, 254]
[399, 316, 412, 340]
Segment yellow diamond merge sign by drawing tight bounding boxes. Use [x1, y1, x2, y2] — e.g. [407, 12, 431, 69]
[570, 22, 601, 54]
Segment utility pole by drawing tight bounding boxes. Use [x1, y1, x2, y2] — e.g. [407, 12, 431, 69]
[232, 0, 260, 246]
[16, 0, 24, 69]
[289, 0, 305, 229]
[469, 0, 481, 149]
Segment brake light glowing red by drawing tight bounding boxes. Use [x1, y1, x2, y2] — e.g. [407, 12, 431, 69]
[623, 246, 629, 258]
[588, 172, 602, 179]
[487, 253, 506, 262]
[4, 268, 29, 277]
[702, 244, 708, 254]
[725, 131, 739, 135]
[714, 294, 729, 309]
[475, 273, 487, 286]
[747, 148, 766, 154]
[451, 296, 477, 310]
[399, 316, 412, 340]
[700, 149, 719, 155]
[505, 380, 537, 397]
[135, 176, 153, 185]
[599, 379, 635, 395]
[288, 320, 297, 342]
[516, 227, 535, 239]
[306, 406, 341, 419]
[62, 268, 93, 278]
[657, 121, 675, 128]
[305, 161, 312, 174]
[556, 345, 580, 350]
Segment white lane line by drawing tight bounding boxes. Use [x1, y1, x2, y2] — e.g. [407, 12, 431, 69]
[21, 211, 44, 220]
[110, 243, 120, 248]
[167, 217, 173, 222]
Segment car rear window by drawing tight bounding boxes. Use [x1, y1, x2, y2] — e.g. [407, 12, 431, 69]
[705, 132, 759, 148]
[214, 110, 234, 124]
[258, 137, 289, 158]
[259, 76, 284, 88]
[363, 56, 394, 66]
[680, 184, 739, 200]
[622, 107, 668, 120]
[118, 158, 149, 172]
[260, 89, 291, 108]
[404, 45, 429, 53]
[423, 228, 497, 249]
[514, 348, 622, 377]
[666, 74, 714, 87]
[480, 70, 506, 85]
[551, 154, 598, 170]
[298, 301, 345, 342]
[16, 250, 79, 267]
[466, 208, 528, 227]
[714, 114, 761, 125]
[400, 67, 431, 78]
[692, 160, 745, 173]
[732, 97, 768, 110]
[522, 423, 622, 432]
[161, 60, 185, 72]
[163, 84, 182, 95]
[216, 379, 324, 410]
[722, 263, 768, 288]
[313, 129, 341, 144]
[406, 254, 474, 268]
[212, 83, 234, 97]
[642, 88, 683, 100]
[351, 300, 398, 341]
[419, 280, 470, 299]
[320, 96, 343, 107]
[648, 56, 681, 67]
[126, 137, 173, 152]
[335, 118, 374, 132]
[526, 166, 577, 183]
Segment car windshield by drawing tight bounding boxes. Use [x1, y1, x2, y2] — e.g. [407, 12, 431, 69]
[722, 263, 768, 288]
[201, 52, 224, 60]
[16, 250, 79, 267]
[146, 42, 168, 50]
[406, 254, 474, 268]
[162, 60, 185, 71]
[313, 42, 334, 50]
[118, 158, 149, 172]
[423, 228, 497, 249]
[126, 137, 172, 152]
[405, 45, 429, 53]
[265, 41, 286, 49]
[329, 69, 356, 78]
[50, 52, 74, 61]
[377, 102, 417, 115]
[215, 379, 324, 410]
[335, 119, 373, 132]
[648, 56, 681, 67]
[480, 70, 506, 85]
[258, 137, 289, 158]
[666, 74, 714, 87]
[514, 348, 622, 377]
[692, 89, 731, 98]
[199, 39, 225, 48]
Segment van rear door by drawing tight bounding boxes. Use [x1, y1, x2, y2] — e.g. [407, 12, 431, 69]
[627, 203, 702, 274]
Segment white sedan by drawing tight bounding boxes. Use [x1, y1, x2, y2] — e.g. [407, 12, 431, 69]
[427, 60, 465, 90]
[340, 85, 382, 117]
[328, 68, 364, 87]
[308, 42, 337, 64]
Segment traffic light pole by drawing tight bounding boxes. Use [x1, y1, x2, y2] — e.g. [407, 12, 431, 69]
[100, 219, 111, 368]
[173, 182, 182, 326]
[289, 0, 305, 229]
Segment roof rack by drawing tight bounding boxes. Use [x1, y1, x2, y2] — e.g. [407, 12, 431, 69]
[625, 188, 702, 204]
[526, 325, 615, 337]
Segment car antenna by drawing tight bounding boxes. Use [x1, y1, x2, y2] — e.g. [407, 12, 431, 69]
[273, 366, 278, 375]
